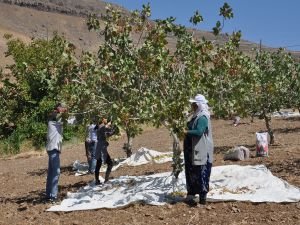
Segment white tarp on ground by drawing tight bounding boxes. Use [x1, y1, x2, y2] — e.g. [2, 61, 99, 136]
[73, 147, 174, 176]
[48, 164, 300, 212]
[272, 111, 300, 118]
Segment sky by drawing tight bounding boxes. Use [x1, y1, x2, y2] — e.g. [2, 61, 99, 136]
[105, 0, 300, 51]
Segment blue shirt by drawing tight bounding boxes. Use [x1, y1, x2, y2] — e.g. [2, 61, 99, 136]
[87, 124, 98, 142]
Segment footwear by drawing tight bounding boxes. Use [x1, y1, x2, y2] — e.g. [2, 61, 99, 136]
[185, 194, 196, 200]
[185, 199, 197, 207]
[44, 197, 59, 204]
[95, 180, 102, 185]
[184, 195, 197, 207]
[199, 198, 206, 205]
[199, 194, 207, 205]
[104, 169, 111, 183]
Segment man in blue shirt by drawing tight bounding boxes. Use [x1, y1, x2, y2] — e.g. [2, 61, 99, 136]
[85, 119, 98, 174]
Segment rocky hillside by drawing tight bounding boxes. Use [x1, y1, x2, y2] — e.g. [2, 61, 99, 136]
[0, 0, 126, 17]
[0, 0, 299, 68]
[0, 0, 111, 67]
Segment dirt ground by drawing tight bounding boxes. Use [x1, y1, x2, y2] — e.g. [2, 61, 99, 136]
[0, 117, 299, 225]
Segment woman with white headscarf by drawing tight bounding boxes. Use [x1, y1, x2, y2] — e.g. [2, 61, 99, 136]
[183, 94, 214, 206]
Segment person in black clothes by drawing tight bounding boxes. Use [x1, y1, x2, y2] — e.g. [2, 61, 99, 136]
[94, 117, 116, 185]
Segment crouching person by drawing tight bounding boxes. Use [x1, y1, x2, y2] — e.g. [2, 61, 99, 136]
[94, 117, 116, 185]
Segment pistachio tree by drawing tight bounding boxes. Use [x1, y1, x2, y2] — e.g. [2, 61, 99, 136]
[289, 63, 300, 112]
[0, 34, 77, 152]
[136, 5, 243, 176]
[143, 19, 214, 177]
[82, 4, 154, 157]
[84, 4, 213, 175]
[85, 3, 235, 177]
[273, 51, 299, 111]
[251, 49, 298, 144]
[205, 31, 258, 118]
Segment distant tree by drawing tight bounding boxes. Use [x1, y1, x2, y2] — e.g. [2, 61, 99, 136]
[205, 31, 257, 118]
[251, 49, 298, 144]
[0, 34, 77, 153]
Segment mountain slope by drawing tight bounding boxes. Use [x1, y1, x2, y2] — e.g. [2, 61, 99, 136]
[0, 0, 299, 68]
[0, 1, 103, 67]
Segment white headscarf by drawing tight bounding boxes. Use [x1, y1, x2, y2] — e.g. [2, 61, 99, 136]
[189, 94, 210, 119]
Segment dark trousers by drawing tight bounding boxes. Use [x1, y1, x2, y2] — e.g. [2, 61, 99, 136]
[184, 147, 212, 199]
[95, 153, 113, 183]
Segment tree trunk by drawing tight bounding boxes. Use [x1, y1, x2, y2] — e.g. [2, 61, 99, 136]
[250, 113, 254, 123]
[170, 131, 182, 179]
[263, 113, 274, 144]
[123, 132, 133, 158]
[161, 121, 183, 179]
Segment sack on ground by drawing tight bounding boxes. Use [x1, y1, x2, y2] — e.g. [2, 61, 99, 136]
[224, 146, 250, 161]
[256, 132, 268, 157]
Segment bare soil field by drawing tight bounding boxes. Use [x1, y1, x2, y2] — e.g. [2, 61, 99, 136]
[0, 117, 299, 225]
